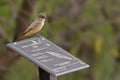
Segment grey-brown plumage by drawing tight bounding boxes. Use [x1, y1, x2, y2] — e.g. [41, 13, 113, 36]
[15, 12, 46, 41]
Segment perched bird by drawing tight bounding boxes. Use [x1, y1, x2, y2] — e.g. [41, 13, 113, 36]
[15, 12, 46, 41]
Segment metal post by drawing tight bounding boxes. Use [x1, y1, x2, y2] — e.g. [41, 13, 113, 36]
[50, 74, 57, 80]
[39, 68, 50, 80]
[39, 68, 57, 80]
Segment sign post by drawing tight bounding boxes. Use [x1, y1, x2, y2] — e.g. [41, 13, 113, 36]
[7, 36, 89, 80]
[39, 68, 50, 80]
[50, 74, 57, 80]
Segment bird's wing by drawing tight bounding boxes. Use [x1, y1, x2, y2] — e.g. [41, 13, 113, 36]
[23, 20, 39, 34]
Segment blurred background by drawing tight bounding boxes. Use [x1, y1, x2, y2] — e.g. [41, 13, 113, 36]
[0, 0, 120, 80]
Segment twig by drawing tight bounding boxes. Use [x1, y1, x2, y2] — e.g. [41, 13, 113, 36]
[99, 0, 120, 33]
[0, 27, 10, 43]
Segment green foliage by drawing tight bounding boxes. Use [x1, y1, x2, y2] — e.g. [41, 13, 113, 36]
[5, 58, 37, 80]
[0, 0, 120, 80]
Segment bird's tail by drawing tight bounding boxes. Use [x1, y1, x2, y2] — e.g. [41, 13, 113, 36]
[14, 35, 25, 42]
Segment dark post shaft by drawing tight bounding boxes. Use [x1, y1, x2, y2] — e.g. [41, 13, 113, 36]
[39, 67, 50, 80]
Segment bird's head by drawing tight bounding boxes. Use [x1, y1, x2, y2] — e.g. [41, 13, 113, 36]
[37, 12, 46, 20]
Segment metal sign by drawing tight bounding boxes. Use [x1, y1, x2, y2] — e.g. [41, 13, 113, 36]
[7, 36, 89, 76]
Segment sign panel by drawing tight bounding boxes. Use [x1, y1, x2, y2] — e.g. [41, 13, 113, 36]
[7, 36, 89, 76]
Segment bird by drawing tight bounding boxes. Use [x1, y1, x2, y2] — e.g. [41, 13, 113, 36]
[15, 12, 46, 41]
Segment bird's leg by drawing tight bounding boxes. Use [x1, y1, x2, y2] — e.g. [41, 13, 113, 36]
[32, 33, 41, 37]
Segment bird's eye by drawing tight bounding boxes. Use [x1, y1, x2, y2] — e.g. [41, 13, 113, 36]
[40, 15, 46, 19]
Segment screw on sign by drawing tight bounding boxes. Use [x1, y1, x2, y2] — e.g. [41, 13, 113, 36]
[7, 36, 89, 80]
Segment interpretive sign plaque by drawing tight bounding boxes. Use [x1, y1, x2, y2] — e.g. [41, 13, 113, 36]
[7, 36, 89, 76]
